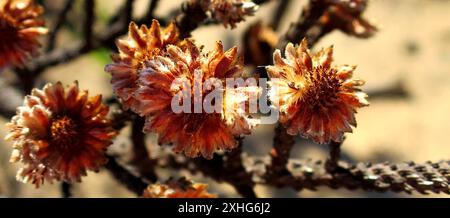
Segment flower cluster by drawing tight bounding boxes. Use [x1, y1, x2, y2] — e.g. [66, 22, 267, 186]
[200, 0, 259, 28]
[106, 19, 259, 159]
[5, 82, 116, 187]
[143, 180, 217, 198]
[267, 39, 369, 144]
[0, 0, 47, 69]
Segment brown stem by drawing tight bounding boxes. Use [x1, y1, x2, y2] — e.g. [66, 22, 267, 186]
[175, 0, 208, 38]
[222, 139, 257, 198]
[279, 0, 329, 49]
[368, 79, 410, 100]
[46, 0, 74, 52]
[143, 0, 160, 22]
[60, 182, 72, 198]
[83, 0, 96, 49]
[270, 0, 291, 30]
[129, 116, 157, 183]
[325, 140, 343, 173]
[265, 124, 295, 183]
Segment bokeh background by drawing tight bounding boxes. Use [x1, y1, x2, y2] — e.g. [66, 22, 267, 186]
[0, 0, 449, 197]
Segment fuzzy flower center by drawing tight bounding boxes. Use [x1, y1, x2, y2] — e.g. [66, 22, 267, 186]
[301, 68, 341, 112]
[50, 116, 80, 148]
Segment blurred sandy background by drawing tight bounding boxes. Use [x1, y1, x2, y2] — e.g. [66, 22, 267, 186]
[0, 0, 449, 197]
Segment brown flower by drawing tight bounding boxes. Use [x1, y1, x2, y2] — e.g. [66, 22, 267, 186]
[143, 180, 217, 198]
[0, 0, 47, 69]
[200, 0, 259, 28]
[267, 39, 369, 144]
[135, 40, 258, 159]
[5, 82, 117, 186]
[104, 19, 180, 110]
[320, 0, 376, 38]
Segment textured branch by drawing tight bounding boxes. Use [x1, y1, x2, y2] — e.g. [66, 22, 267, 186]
[282, 159, 450, 194]
[162, 151, 450, 195]
[222, 140, 257, 198]
[265, 124, 295, 184]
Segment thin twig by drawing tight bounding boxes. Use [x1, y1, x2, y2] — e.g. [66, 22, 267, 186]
[128, 116, 157, 183]
[46, 0, 74, 52]
[270, 0, 291, 30]
[368, 79, 410, 100]
[143, 0, 160, 22]
[123, 0, 134, 25]
[83, 0, 96, 49]
[279, 0, 329, 48]
[175, 0, 208, 38]
[108, 0, 134, 25]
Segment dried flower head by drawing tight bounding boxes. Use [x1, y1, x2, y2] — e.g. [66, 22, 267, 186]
[200, 0, 259, 28]
[320, 0, 376, 38]
[267, 39, 369, 144]
[105, 19, 180, 110]
[143, 179, 217, 198]
[135, 40, 258, 159]
[5, 82, 117, 186]
[0, 0, 47, 69]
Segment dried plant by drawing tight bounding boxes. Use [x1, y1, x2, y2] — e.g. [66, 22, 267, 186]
[0, 0, 448, 198]
[0, 0, 47, 69]
[6, 82, 116, 186]
[267, 39, 368, 144]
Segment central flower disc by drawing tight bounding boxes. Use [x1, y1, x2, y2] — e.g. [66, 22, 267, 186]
[50, 116, 79, 148]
